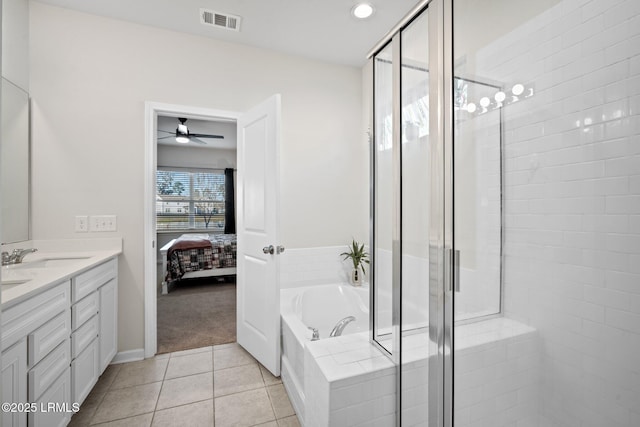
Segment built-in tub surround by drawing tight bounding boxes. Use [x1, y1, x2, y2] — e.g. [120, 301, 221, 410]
[280, 284, 369, 419]
[280, 284, 540, 426]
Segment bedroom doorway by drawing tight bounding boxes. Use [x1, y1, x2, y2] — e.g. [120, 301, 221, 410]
[155, 114, 238, 354]
[144, 98, 283, 374]
[144, 103, 242, 358]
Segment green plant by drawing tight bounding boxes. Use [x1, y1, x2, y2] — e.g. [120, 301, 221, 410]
[341, 239, 370, 274]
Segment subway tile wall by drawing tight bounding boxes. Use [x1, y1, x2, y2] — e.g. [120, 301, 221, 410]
[280, 246, 365, 289]
[457, 0, 640, 425]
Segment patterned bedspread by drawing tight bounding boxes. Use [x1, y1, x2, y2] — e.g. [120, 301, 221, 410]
[166, 233, 237, 281]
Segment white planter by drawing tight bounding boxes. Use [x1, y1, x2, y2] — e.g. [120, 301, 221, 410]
[351, 268, 362, 286]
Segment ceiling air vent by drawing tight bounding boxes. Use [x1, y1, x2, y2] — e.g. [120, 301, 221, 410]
[200, 9, 241, 32]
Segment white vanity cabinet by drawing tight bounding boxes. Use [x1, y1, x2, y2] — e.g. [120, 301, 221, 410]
[70, 258, 118, 406]
[1, 253, 119, 427]
[1, 280, 71, 427]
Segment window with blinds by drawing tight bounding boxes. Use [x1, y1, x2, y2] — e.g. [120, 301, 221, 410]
[156, 168, 226, 231]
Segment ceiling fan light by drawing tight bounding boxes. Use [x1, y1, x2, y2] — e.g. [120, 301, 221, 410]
[177, 123, 189, 135]
[176, 136, 189, 143]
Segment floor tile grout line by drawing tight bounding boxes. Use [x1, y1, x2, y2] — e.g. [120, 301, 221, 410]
[264, 384, 279, 424]
[87, 411, 154, 427]
[214, 360, 259, 373]
[149, 357, 171, 425]
[214, 383, 275, 400]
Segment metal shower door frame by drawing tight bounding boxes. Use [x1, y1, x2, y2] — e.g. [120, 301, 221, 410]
[368, 0, 455, 425]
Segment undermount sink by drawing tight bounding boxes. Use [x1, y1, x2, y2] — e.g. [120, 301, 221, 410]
[1, 278, 30, 289]
[13, 256, 91, 269]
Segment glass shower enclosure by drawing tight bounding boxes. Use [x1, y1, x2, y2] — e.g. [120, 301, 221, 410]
[371, 2, 445, 425]
[369, 0, 639, 425]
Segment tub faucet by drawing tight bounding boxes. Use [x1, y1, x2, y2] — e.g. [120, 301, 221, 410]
[329, 316, 356, 337]
[1, 248, 37, 266]
[308, 327, 320, 341]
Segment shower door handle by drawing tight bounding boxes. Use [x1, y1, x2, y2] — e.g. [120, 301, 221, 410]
[453, 249, 461, 293]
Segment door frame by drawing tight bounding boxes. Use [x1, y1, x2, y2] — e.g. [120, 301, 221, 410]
[143, 101, 241, 358]
[366, 0, 453, 425]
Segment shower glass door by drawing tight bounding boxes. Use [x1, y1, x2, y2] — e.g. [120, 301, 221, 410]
[372, 2, 445, 425]
[400, 9, 432, 425]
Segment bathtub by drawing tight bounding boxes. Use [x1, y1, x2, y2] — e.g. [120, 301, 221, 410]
[280, 284, 369, 419]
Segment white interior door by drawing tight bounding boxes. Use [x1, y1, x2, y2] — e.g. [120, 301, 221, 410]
[236, 94, 282, 376]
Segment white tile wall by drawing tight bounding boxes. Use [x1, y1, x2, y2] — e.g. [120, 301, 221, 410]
[280, 246, 367, 289]
[459, 0, 640, 425]
[303, 332, 397, 427]
[454, 319, 540, 427]
[302, 319, 538, 426]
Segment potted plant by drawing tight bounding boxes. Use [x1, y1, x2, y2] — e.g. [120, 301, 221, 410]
[341, 239, 370, 286]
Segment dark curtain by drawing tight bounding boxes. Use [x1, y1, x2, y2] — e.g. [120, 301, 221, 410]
[224, 168, 236, 234]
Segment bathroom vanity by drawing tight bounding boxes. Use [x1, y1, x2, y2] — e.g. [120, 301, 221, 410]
[1, 240, 121, 427]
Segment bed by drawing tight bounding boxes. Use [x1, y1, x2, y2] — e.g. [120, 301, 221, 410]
[160, 233, 237, 294]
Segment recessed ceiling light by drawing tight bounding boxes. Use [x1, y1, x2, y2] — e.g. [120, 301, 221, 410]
[352, 3, 374, 19]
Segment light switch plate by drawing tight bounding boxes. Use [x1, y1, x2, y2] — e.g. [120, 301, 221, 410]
[89, 215, 117, 232]
[75, 215, 88, 232]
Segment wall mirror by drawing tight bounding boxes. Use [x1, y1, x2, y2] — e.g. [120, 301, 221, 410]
[1, 77, 30, 244]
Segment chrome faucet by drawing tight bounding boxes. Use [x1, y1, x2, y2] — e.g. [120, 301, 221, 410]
[308, 326, 320, 341]
[329, 316, 356, 337]
[1, 248, 37, 266]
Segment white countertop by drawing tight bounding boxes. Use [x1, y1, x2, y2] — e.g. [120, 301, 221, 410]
[1, 238, 122, 308]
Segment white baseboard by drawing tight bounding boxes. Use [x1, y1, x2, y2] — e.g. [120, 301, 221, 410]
[110, 349, 145, 364]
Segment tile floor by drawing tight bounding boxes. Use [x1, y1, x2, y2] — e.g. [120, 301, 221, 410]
[69, 343, 300, 427]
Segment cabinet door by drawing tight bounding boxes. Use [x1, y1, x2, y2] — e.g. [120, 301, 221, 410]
[29, 367, 71, 427]
[71, 339, 99, 406]
[99, 279, 118, 373]
[1, 339, 27, 427]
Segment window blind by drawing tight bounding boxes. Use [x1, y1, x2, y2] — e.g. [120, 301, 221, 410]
[156, 169, 226, 231]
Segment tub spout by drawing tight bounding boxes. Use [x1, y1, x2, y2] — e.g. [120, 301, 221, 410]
[329, 316, 356, 337]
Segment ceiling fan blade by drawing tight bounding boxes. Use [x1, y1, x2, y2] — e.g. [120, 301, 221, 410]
[191, 137, 208, 145]
[158, 129, 174, 134]
[157, 135, 175, 140]
[190, 133, 224, 139]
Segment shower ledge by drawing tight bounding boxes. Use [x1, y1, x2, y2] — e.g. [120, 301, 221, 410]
[303, 317, 539, 427]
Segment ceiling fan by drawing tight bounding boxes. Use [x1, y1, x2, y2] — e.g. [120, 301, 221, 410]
[157, 118, 224, 145]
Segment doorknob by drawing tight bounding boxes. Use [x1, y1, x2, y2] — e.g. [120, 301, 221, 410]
[276, 245, 285, 254]
[263, 245, 275, 255]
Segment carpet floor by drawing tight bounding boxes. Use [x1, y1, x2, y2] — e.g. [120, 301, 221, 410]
[157, 277, 236, 354]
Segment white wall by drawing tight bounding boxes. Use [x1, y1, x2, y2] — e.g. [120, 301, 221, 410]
[456, 0, 640, 425]
[29, 2, 367, 352]
[157, 146, 237, 170]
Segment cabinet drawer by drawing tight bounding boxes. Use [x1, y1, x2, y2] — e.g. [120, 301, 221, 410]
[28, 367, 72, 427]
[28, 311, 70, 368]
[71, 338, 99, 406]
[72, 258, 117, 303]
[71, 315, 98, 359]
[2, 281, 69, 351]
[28, 340, 70, 402]
[72, 292, 99, 330]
